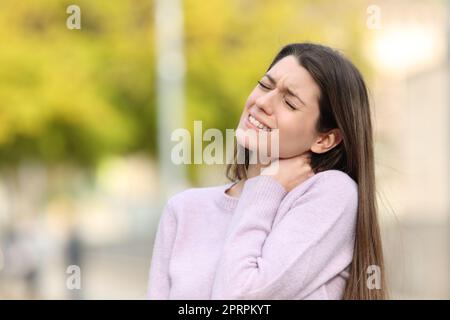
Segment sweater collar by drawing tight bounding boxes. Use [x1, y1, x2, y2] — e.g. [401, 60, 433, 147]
[215, 181, 240, 212]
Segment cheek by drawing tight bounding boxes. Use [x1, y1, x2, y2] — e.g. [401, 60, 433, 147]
[239, 90, 259, 121]
[245, 90, 259, 108]
[278, 114, 316, 157]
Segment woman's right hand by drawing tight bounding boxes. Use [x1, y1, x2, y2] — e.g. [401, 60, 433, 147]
[260, 152, 315, 192]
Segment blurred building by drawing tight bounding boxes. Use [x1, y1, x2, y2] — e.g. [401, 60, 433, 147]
[368, 0, 449, 298]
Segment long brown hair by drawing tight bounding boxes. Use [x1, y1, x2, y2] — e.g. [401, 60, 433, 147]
[226, 43, 388, 299]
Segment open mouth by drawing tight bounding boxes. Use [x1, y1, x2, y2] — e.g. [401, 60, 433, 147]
[248, 114, 271, 132]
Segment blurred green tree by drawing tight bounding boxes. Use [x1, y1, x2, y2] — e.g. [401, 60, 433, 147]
[0, 0, 155, 169]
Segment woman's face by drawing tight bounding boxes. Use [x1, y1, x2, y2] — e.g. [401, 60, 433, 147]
[236, 55, 322, 159]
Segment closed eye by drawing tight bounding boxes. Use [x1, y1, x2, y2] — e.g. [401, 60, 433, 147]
[285, 100, 297, 110]
[258, 81, 297, 110]
[257, 81, 272, 90]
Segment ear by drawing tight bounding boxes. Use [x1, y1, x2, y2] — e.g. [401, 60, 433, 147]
[310, 128, 342, 154]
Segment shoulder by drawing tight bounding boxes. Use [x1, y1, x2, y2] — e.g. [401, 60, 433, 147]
[291, 169, 358, 208]
[166, 183, 229, 212]
[312, 169, 358, 196]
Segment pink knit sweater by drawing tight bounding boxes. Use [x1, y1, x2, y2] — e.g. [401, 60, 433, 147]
[147, 169, 358, 300]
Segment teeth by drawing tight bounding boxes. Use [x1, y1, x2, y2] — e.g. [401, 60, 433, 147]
[249, 115, 271, 131]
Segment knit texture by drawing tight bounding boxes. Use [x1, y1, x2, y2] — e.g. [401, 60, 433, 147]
[147, 169, 358, 300]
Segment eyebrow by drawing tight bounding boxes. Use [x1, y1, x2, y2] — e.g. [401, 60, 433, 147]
[263, 74, 307, 107]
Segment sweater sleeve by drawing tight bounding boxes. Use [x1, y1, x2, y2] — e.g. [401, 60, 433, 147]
[147, 201, 177, 299]
[210, 173, 358, 300]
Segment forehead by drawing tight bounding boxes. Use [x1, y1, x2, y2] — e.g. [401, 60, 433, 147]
[267, 56, 321, 106]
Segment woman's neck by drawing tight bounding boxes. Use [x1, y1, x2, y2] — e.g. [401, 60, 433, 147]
[226, 163, 261, 198]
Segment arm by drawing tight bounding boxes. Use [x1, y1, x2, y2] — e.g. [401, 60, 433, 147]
[210, 173, 358, 300]
[147, 201, 177, 299]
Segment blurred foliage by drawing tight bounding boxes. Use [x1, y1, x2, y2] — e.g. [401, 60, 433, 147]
[0, 0, 155, 168]
[0, 0, 371, 181]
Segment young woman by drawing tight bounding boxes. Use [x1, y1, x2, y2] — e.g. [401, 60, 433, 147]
[147, 43, 387, 300]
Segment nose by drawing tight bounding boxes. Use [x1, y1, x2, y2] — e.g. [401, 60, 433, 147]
[254, 90, 276, 115]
